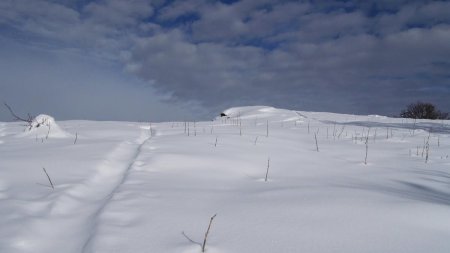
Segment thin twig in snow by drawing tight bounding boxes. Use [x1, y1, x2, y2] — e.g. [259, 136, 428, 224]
[202, 214, 217, 253]
[265, 158, 270, 182]
[181, 231, 202, 246]
[42, 168, 54, 190]
[314, 133, 319, 152]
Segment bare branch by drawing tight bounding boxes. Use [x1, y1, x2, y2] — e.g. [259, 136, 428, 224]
[4, 103, 33, 123]
[181, 231, 202, 246]
[202, 214, 217, 252]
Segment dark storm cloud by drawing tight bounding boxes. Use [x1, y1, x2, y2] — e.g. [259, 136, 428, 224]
[1, 0, 449, 120]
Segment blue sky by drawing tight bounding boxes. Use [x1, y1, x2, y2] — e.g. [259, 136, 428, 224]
[1, 0, 449, 121]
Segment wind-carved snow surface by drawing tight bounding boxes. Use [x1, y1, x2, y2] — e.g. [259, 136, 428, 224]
[0, 106, 450, 253]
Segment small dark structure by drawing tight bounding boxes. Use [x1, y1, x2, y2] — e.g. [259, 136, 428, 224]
[220, 112, 227, 117]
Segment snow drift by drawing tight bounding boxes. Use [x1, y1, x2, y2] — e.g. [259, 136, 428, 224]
[16, 114, 71, 138]
[221, 106, 305, 122]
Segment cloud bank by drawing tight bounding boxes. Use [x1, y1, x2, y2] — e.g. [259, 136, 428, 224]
[1, 0, 449, 120]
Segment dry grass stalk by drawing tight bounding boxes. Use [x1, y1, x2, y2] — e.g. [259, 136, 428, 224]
[202, 214, 217, 253]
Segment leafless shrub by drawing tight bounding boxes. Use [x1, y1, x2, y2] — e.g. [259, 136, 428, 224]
[400, 101, 449, 119]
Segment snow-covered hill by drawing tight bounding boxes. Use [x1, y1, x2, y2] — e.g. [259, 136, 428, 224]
[0, 106, 449, 253]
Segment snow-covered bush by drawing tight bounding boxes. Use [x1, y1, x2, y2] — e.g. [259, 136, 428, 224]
[18, 114, 70, 138]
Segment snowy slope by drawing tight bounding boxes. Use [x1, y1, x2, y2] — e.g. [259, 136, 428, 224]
[1, 106, 449, 253]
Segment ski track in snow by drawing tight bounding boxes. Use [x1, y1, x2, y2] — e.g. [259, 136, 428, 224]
[81, 129, 154, 253]
[9, 128, 152, 253]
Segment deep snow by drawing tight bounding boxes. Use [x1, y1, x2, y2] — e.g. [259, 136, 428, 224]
[0, 106, 449, 253]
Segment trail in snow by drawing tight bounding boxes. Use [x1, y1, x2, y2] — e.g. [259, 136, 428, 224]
[8, 128, 152, 253]
[81, 128, 154, 253]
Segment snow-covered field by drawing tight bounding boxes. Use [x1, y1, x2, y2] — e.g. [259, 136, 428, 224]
[1, 106, 449, 253]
